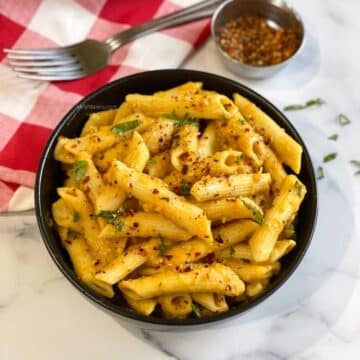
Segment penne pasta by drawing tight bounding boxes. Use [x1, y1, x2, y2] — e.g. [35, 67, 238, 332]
[119, 263, 245, 300]
[99, 212, 192, 241]
[249, 175, 306, 262]
[191, 293, 228, 313]
[234, 93, 302, 173]
[190, 173, 271, 202]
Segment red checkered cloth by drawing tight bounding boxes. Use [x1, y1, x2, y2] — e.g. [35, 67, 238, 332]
[0, 0, 210, 212]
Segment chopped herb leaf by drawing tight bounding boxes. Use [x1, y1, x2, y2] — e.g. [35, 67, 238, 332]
[112, 219, 124, 232]
[192, 303, 201, 317]
[283, 98, 325, 111]
[316, 166, 325, 180]
[294, 180, 303, 197]
[236, 154, 243, 164]
[229, 246, 235, 256]
[239, 117, 247, 125]
[241, 199, 264, 224]
[350, 160, 360, 176]
[164, 111, 199, 128]
[323, 152, 337, 163]
[337, 113, 351, 126]
[91, 210, 124, 231]
[147, 157, 156, 166]
[350, 160, 360, 167]
[158, 233, 166, 255]
[67, 228, 77, 239]
[328, 134, 338, 141]
[111, 120, 140, 135]
[72, 160, 88, 184]
[179, 182, 191, 196]
[73, 211, 80, 222]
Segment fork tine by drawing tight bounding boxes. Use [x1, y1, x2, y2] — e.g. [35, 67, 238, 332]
[13, 64, 81, 73]
[16, 71, 86, 81]
[4, 47, 71, 56]
[6, 52, 74, 61]
[8, 58, 77, 67]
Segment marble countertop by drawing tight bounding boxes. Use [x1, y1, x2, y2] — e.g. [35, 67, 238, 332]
[1, 0, 359, 359]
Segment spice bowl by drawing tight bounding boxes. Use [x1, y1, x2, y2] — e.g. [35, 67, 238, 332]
[211, 0, 305, 79]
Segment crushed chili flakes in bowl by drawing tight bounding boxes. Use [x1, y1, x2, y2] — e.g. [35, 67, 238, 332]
[219, 15, 302, 66]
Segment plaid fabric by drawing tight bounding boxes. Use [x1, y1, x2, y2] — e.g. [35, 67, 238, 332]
[0, 0, 210, 212]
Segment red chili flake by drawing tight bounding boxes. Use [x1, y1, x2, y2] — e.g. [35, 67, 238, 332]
[206, 252, 216, 263]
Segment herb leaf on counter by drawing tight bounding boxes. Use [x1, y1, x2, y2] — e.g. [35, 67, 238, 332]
[316, 166, 325, 180]
[337, 113, 351, 126]
[328, 134, 338, 141]
[323, 152, 337, 163]
[283, 98, 325, 111]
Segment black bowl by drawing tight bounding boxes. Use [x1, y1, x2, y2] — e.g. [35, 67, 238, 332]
[35, 69, 317, 330]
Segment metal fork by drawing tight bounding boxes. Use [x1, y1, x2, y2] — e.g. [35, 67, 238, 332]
[4, 0, 223, 82]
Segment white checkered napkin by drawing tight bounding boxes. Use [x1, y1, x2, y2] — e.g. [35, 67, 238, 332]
[0, 0, 210, 212]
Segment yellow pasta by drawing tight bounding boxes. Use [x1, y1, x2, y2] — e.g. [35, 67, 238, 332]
[126, 92, 238, 120]
[99, 212, 192, 241]
[170, 124, 199, 171]
[193, 197, 263, 224]
[249, 175, 306, 262]
[190, 173, 271, 202]
[191, 293, 228, 313]
[81, 109, 117, 136]
[52, 83, 307, 319]
[119, 263, 245, 300]
[158, 294, 193, 319]
[234, 93, 302, 173]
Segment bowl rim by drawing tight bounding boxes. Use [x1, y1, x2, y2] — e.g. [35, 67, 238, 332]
[210, 0, 306, 70]
[35, 69, 317, 327]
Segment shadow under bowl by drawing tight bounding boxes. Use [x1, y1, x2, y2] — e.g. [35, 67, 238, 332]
[35, 69, 317, 330]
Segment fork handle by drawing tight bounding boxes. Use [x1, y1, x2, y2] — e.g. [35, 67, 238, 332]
[105, 0, 223, 52]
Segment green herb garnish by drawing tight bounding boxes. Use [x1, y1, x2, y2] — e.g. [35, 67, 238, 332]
[283, 98, 325, 111]
[73, 211, 80, 223]
[316, 166, 325, 180]
[72, 160, 88, 184]
[241, 199, 264, 224]
[239, 117, 247, 125]
[236, 154, 243, 164]
[328, 134, 338, 141]
[192, 303, 201, 317]
[91, 210, 124, 231]
[111, 120, 140, 135]
[179, 182, 191, 196]
[350, 160, 360, 175]
[323, 152, 337, 163]
[164, 111, 199, 128]
[158, 233, 166, 256]
[229, 246, 235, 256]
[337, 113, 351, 126]
[147, 157, 156, 166]
[67, 228, 77, 239]
[294, 180, 303, 197]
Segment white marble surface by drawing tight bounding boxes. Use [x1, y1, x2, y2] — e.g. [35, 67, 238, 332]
[1, 0, 360, 359]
